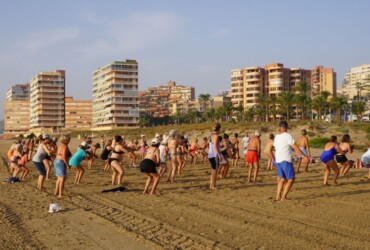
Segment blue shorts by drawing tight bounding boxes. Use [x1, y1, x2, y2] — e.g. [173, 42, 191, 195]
[33, 161, 46, 176]
[54, 159, 67, 177]
[277, 161, 295, 179]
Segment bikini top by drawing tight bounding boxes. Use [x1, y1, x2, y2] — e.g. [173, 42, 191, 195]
[112, 147, 124, 155]
[146, 148, 158, 158]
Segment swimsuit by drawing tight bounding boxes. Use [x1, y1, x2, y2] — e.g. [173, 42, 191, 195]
[320, 146, 337, 164]
[246, 150, 259, 163]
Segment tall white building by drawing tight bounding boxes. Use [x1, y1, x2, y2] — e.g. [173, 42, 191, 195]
[29, 70, 65, 131]
[92, 60, 139, 130]
[342, 64, 370, 99]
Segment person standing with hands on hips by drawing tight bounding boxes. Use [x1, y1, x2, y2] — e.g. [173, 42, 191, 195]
[208, 123, 221, 190]
[274, 121, 308, 201]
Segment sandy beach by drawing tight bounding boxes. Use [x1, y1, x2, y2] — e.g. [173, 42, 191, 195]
[1, 131, 370, 249]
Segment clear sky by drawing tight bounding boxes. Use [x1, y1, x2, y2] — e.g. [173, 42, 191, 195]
[1, 0, 369, 119]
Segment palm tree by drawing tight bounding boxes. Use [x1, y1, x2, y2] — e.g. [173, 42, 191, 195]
[355, 82, 365, 101]
[186, 110, 197, 124]
[294, 81, 311, 120]
[312, 95, 326, 121]
[351, 101, 366, 122]
[330, 97, 348, 123]
[244, 107, 255, 122]
[234, 104, 244, 122]
[278, 92, 295, 121]
[255, 107, 266, 122]
[221, 102, 234, 121]
[204, 108, 216, 122]
[198, 93, 213, 113]
[268, 95, 279, 121]
[256, 93, 270, 121]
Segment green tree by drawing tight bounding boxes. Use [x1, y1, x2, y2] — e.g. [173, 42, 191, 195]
[256, 93, 270, 121]
[312, 91, 331, 121]
[139, 115, 150, 127]
[255, 107, 266, 122]
[330, 97, 348, 123]
[351, 101, 366, 121]
[244, 107, 255, 122]
[278, 92, 295, 121]
[204, 108, 216, 122]
[220, 102, 234, 121]
[294, 81, 311, 120]
[268, 95, 279, 121]
[234, 104, 244, 122]
[198, 93, 213, 113]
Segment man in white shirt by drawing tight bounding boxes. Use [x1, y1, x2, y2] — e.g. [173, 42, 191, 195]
[273, 121, 308, 201]
[242, 132, 250, 156]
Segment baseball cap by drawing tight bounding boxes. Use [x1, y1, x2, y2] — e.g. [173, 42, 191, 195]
[155, 133, 160, 138]
[42, 134, 50, 139]
[169, 129, 177, 137]
[151, 138, 160, 145]
[279, 121, 288, 128]
[254, 130, 261, 136]
[81, 141, 90, 148]
[140, 134, 145, 137]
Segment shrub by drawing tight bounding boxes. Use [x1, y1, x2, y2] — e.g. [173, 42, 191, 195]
[309, 137, 329, 148]
[307, 131, 316, 137]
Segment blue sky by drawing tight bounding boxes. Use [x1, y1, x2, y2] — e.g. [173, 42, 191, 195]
[1, 0, 369, 119]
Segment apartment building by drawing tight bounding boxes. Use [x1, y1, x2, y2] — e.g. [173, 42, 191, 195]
[4, 83, 30, 133]
[231, 63, 334, 111]
[29, 70, 65, 132]
[311, 65, 336, 97]
[139, 81, 195, 117]
[342, 64, 370, 99]
[65, 97, 93, 130]
[92, 60, 139, 130]
[6, 83, 30, 100]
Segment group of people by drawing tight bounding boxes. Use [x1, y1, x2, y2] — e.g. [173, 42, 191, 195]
[5, 122, 370, 200]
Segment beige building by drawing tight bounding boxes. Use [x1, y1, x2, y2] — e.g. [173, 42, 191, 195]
[65, 97, 93, 130]
[92, 60, 139, 130]
[4, 84, 31, 133]
[231, 63, 337, 112]
[139, 80, 195, 118]
[6, 83, 30, 100]
[29, 70, 65, 132]
[231, 63, 311, 109]
[311, 65, 336, 97]
[4, 100, 30, 133]
[342, 64, 370, 99]
[211, 95, 232, 110]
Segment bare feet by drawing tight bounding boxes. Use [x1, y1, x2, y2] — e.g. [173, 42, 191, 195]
[281, 197, 291, 201]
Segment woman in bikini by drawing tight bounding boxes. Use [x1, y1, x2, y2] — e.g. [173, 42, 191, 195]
[231, 133, 240, 167]
[100, 139, 113, 172]
[336, 134, 354, 176]
[200, 137, 208, 163]
[320, 135, 345, 185]
[166, 129, 178, 183]
[109, 135, 130, 186]
[139, 135, 147, 160]
[140, 138, 161, 195]
[189, 138, 201, 165]
[264, 134, 275, 171]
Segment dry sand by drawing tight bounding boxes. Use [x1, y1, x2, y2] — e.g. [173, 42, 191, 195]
[0, 134, 370, 250]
